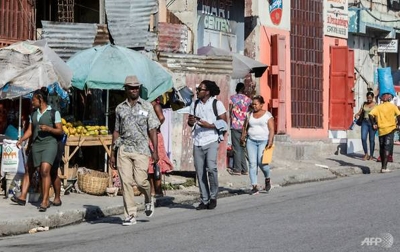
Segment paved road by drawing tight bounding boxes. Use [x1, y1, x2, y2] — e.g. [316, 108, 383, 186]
[1, 171, 399, 252]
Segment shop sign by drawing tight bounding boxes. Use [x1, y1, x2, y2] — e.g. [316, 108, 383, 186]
[203, 15, 231, 32]
[269, 0, 283, 26]
[377, 40, 398, 53]
[199, 0, 233, 33]
[324, 0, 349, 39]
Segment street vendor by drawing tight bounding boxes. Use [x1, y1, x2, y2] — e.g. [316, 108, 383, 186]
[110, 75, 159, 226]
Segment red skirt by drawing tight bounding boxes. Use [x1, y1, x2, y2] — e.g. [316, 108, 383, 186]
[148, 132, 173, 174]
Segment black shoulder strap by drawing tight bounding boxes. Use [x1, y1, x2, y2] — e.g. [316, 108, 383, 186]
[213, 99, 219, 119]
[194, 99, 200, 116]
[194, 99, 219, 119]
[50, 109, 56, 127]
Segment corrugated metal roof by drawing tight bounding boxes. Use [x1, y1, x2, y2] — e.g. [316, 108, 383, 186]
[158, 23, 188, 53]
[105, 0, 158, 50]
[41, 21, 98, 61]
[158, 53, 233, 76]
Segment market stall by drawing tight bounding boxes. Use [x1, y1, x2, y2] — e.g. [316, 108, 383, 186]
[61, 134, 112, 186]
[0, 40, 72, 197]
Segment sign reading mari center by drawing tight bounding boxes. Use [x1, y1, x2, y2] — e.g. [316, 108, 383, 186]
[324, 0, 349, 39]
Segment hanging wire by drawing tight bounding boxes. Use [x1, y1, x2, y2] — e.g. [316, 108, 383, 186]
[360, 1, 400, 23]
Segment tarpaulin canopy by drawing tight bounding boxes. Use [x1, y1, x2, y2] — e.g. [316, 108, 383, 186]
[0, 39, 72, 99]
[197, 45, 268, 79]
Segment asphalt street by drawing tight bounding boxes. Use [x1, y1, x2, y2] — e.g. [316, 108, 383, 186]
[1, 171, 399, 252]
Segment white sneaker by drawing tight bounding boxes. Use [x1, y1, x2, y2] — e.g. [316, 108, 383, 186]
[122, 215, 137, 226]
[145, 201, 154, 217]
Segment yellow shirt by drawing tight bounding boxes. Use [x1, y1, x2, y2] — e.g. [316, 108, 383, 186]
[369, 102, 400, 136]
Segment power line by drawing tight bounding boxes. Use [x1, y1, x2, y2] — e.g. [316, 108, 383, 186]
[360, 1, 400, 23]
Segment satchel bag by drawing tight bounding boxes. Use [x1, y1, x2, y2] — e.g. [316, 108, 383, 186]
[241, 112, 252, 146]
[355, 103, 365, 126]
[355, 114, 363, 126]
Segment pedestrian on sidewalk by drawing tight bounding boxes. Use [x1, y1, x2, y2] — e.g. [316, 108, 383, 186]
[376, 93, 400, 162]
[148, 98, 173, 197]
[228, 82, 252, 176]
[187, 80, 227, 210]
[12, 88, 64, 212]
[241, 95, 275, 195]
[110, 75, 160, 226]
[354, 91, 377, 160]
[369, 93, 400, 173]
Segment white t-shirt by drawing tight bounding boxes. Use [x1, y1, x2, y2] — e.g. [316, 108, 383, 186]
[247, 111, 273, 141]
[391, 95, 400, 107]
[190, 97, 227, 146]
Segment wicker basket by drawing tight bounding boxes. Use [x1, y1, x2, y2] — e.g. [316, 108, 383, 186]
[78, 168, 109, 195]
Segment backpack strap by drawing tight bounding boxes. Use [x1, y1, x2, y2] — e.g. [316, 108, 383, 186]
[193, 99, 200, 116]
[50, 108, 56, 127]
[49, 108, 67, 143]
[194, 99, 219, 120]
[213, 99, 219, 119]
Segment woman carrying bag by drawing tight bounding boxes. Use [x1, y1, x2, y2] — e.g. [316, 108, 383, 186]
[240, 95, 274, 195]
[354, 91, 377, 160]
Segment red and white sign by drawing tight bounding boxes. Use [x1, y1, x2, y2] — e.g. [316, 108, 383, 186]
[269, 0, 283, 26]
[324, 0, 349, 39]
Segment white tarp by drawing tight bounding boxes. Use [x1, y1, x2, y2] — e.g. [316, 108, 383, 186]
[0, 40, 72, 99]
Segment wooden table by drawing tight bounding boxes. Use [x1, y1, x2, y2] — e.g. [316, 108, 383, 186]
[61, 135, 112, 186]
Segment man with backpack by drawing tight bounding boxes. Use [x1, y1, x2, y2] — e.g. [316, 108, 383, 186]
[187, 80, 227, 210]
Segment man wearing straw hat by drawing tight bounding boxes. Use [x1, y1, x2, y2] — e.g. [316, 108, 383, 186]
[110, 75, 160, 226]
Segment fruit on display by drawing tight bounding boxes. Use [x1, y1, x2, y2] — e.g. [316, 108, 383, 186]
[62, 118, 109, 137]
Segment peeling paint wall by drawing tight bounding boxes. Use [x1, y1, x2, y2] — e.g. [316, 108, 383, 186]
[159, 53, 232, 171]
[165, 0, 197, 51]
[158, 23, 188, 53]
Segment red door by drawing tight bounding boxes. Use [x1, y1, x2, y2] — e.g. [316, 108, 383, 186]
[329, 46, 355, 130]
[270, 34, 286, 134]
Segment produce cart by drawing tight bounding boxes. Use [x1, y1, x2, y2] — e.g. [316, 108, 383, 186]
[61, 135, 112, 186]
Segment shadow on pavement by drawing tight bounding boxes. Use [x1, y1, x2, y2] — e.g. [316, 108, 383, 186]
[83, 204, 108, 220]
[326, 158, 371, 174]
[88, 216, 123, 225]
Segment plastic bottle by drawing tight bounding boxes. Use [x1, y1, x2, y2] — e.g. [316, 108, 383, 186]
[349, 119, 357, 130]
[154, 163, 161, 180]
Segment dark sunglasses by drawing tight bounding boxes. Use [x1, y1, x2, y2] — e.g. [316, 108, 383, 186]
[196, 88, 207, 92]
[125, 86, 140, 90]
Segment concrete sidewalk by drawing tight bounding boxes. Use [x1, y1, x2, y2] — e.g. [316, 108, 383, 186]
[1, 148, 399, 237]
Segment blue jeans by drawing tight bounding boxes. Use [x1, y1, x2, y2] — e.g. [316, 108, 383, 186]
[361, 119, 376, 157]
[246, 138, 270, 186]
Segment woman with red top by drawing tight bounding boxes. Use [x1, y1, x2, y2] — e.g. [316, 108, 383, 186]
[147, 99, 173, 197]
